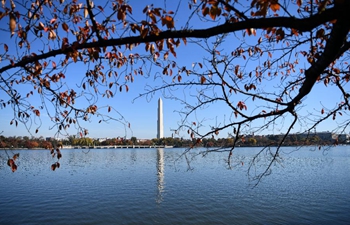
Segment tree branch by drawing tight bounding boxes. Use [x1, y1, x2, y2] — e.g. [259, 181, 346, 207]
[0, 7, 338, 74]
[288, 1, 350, 111]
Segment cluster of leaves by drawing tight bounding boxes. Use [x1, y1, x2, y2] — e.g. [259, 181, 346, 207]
[6, 153, 19, 172]
[50, 148, 62, 171]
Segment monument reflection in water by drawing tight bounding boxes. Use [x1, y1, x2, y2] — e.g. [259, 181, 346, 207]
[156, 148, 165, 203]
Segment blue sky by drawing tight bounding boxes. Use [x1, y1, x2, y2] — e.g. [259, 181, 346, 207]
[0, 0, 348, 139]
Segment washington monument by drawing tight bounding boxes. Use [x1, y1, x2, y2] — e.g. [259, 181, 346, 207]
[157, 98, 164, 139]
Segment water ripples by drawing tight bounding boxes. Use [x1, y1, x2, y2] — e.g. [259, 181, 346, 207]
[1, 146, 350, 224]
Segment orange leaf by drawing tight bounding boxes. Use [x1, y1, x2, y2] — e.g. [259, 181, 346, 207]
[202, 7, 209, 17]
[13, 153, 19, 160]
[117, 9, 126, 21]
[51, 163, 57, 171]
[270, 3, 280, 12]
[140, 28, 148, 38]
[97, 6, 104, 12]
[34, 109, 40, 116]
[163, 15, 174, 29]
[9, 13, 16, 35]
[38, 22, 45, 30]
[149, 12, 156, 23]
[142, 5, 148, 13]
[209, 5, 221, 20]
[62, 23, 69, 32]
[200, 76, 206, 84]
[7, 159, 14, 166]
[11, 163, 17, 172]
[333, 68, 340, 74]
[297, 0, 302, 7]
[235, 65, 240, 75]
[246, 28, 256, 36]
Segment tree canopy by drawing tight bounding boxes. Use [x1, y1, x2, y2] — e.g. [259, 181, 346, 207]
[1, 0, 350, 177]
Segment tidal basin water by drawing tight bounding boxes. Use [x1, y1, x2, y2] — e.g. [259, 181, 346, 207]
[1, 146, 350, 225]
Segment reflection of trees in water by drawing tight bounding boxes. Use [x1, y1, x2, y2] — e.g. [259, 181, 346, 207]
[130, 149, 137, 164]
[156, 148, 164, 204]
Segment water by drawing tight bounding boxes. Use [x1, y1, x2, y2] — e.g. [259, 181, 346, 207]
[1, 146, 350, 224]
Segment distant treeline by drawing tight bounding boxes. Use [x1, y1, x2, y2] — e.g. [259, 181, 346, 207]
[0, 133, 342, 149]
[0, 136, 55, 149]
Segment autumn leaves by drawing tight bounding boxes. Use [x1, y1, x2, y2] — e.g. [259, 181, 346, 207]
[50, 148, 62, 171]
[7, 153, 19, 172]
